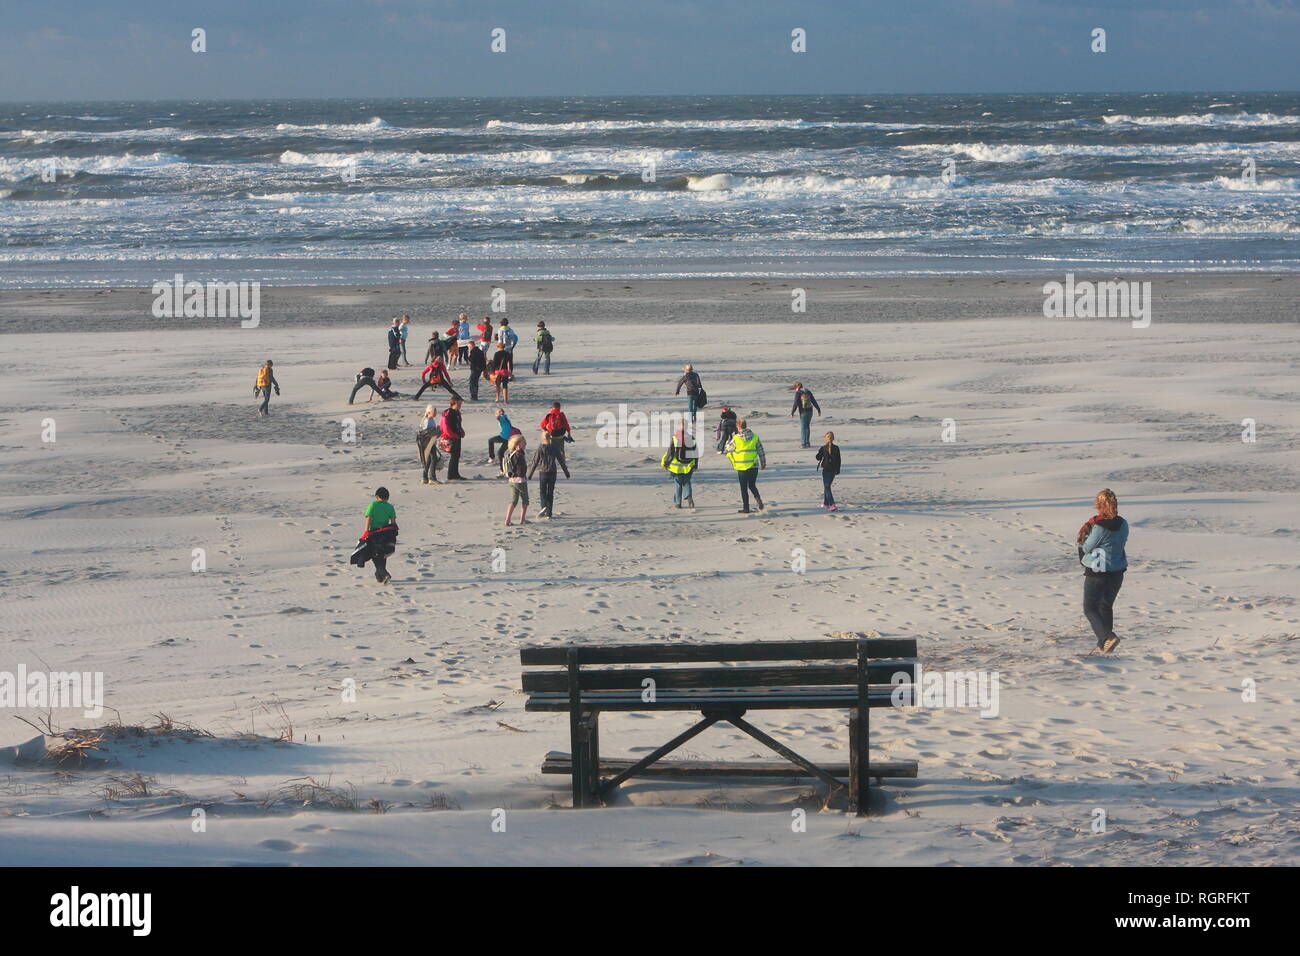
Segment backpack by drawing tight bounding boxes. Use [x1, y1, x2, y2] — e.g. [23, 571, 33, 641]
[502, 327, 518, 349]
[359, 367, 375, 380]
[437, 408, 451, 434]
[800, 390, 812, 410]
[538, 329, 554, 353]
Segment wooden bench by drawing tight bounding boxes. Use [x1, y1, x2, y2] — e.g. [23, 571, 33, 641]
[519, 638, 918, 813]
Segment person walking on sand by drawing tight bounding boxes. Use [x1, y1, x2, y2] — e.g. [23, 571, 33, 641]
[413, 355, 462, 402]
[467, 338, 487, 401]
[714, 405, 737, 454]
[350, 487, 398, 584]
[440, 397, 466, 480]
[1078, 488, 1129, 654]
[253, 359, 280, 417]
[528, 431, 571, 519]
[490, 343, 513, 404]
[662, 426, 699, 510]
[399, 315, 413, 366]
[540, 401, 572, 442]
[386, 318, 402, 370]
[532, 321, 555, 375]
[724, 417, 766, 514]
[503, 434, 529, 525]
[416, 404, 442, 485]
[674, 364, 704, 420]
[487, 407, 514, 465]
[816, 431, 840, 511]
[790, 382, 822, 448]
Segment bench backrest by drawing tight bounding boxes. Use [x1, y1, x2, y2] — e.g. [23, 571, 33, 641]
[520, 639, 917, 693]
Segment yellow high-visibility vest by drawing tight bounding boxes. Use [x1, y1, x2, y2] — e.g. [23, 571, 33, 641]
[662, 445, 696, 475]
[727, 433, 759, 471]
[255, 366, 272, 388]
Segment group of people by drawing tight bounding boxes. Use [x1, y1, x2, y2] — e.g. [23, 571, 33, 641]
[363, 313, 556, 405]
[257, 337, 1132, 656]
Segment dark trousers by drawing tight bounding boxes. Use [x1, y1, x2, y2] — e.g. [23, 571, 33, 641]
[414, 379, 462, 402]
[446, 437, 463, 479]
[533, 349, 551, 374]
[538, 471, 557, 513]
[469, 367, 482, 400]
[736, 468, 761, 510]
[387, 346, 401, 370]
[488, 435, 507, 461]
[1083, 571, 1125, 644]
[822, 470, 835, 506]
[400, 339, 410, 364]
[349, 378, 381, 403]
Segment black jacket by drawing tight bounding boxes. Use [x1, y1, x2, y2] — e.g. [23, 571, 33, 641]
[816, 443, 841, 475]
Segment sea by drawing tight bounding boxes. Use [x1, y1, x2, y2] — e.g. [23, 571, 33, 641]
[1, 93, 1298, 287]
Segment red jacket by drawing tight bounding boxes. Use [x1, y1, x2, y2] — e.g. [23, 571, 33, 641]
[541, 410, 570, 434]
[422, 360, 449, 384]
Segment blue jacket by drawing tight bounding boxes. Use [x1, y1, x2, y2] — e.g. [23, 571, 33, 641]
[497, 414, 513, 440]
[1080, 517, 1128, 573]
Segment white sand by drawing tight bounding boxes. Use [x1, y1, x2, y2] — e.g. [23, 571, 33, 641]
[1, 282, 1298, 865]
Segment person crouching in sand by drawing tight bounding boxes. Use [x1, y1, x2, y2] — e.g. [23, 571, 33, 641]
[503, 434, 529, 526]
[1078, 488, 1129, 654]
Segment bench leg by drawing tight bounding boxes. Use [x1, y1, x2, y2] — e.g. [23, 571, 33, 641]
[586, 711, 601, 805]
[849, 705, 870, 815]
[568, 710, 602, 808]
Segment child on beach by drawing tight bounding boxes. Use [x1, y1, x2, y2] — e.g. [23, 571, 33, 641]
[790, 382, 822, 449]
[399, 315, 412, 366]
[532, 321, 554, 374]
[1077, 489, 1129, 654]
[528, 431, 571, 519]
[490, 344, 513, 404]
[815, 431, 840, 511]
[413, 356, 461, 402]
[487, 407, 513, 464]
[417, 404, 441, 485]
[503, 434, 529, 526]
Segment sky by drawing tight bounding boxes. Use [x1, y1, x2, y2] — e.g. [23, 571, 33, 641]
[1, 0, 1297, 101]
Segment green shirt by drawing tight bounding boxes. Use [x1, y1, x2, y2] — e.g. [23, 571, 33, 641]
[365, 500, 396, 528]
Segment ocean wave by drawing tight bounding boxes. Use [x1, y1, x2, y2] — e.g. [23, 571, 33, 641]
[0, 152, 186, 180]
[1102, 111, 1300, 127]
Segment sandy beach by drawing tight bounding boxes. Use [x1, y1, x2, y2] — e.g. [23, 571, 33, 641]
[1, 275, 1298, 866]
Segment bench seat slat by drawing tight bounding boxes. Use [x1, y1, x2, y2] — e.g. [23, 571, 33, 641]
[521, 661, 915, 692]
[524, 686, 910, 711]
[519, 638, 917, 666]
